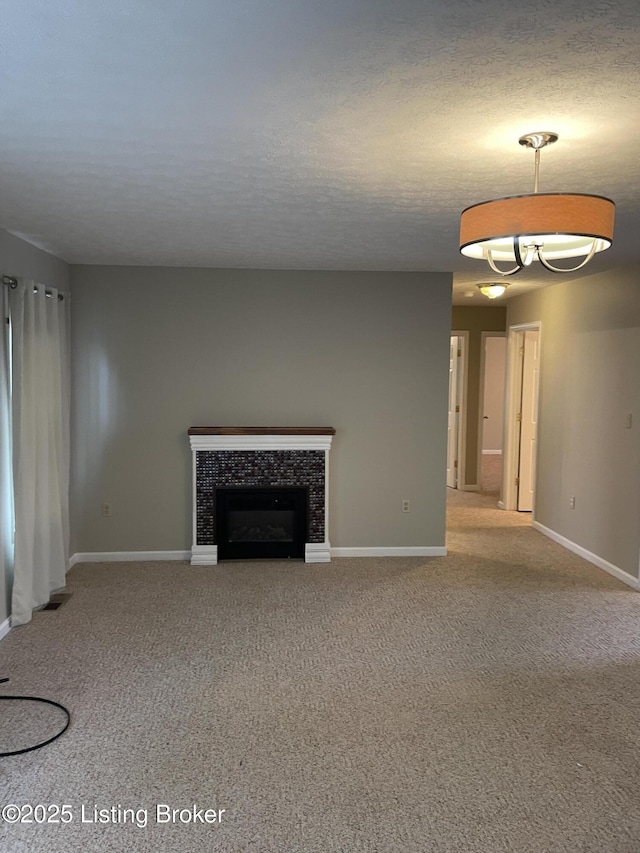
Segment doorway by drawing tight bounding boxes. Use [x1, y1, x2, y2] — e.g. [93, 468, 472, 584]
[479, 332, 506, 499]
[502, 323, 541, 514]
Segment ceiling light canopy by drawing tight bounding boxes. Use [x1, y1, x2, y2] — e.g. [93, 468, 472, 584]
[478, 283, 508, 299]
[460, 132, 615, 276]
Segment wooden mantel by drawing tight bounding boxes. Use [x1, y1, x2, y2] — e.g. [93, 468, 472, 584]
[188, 426, 336, 436]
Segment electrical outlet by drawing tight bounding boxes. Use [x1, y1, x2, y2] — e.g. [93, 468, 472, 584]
[569, 496, 576, 509]
[102, 503, 112, 517]
[402, 499, 410, 513]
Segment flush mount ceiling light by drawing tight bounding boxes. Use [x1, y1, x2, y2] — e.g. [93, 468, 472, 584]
[459, 132, 615, 276]
[478, 283, 509, 299]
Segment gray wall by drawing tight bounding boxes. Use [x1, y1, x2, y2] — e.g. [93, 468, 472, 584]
[507, 266, 640, 580]
[70, 266, 452, 554]
[0, 229, 69, 291]
[0, 229, 70, 625]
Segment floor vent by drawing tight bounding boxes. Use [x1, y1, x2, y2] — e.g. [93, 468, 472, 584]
[40, 593, 72, 611]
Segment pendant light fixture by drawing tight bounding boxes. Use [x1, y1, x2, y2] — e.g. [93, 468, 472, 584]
[459, 132, 615, 276]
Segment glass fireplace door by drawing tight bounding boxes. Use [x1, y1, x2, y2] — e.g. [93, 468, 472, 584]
[216, 487, 307, 560]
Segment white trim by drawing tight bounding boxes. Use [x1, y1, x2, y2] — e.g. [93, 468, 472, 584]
[482, 449, 503, 455]
[0, 616, 11, 641]
[532, 522, 640, 591]
[69, 546, 448, 563]
[306, 542, 331, 563]
[324, 449, 330, 549]
[192, 449, 198, 557]
[71, 550, 191, 564]
[459, 484, 480, 492]
[189, 434, 333, 451]
[191, 545, 218, 565]
[331, 546, 447, 558]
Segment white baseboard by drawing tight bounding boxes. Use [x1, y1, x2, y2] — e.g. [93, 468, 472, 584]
[532, 522, 640, 591]
[71, 547, 447, 564]
[71, 550, 191, 565]
[459, 484, 480, 492]
[331, 546, 447, 558]
[0, 617, 11, 641]
[482, 450, 503, 455]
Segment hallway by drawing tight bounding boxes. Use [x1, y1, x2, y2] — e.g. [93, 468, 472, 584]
[445, 452, 621, 591]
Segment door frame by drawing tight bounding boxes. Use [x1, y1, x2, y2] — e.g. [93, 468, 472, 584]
[449, 331, 469, 490]
[502, 321, 542, 512]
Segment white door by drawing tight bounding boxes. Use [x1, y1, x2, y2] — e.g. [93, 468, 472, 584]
[518, 330, 539, 511]
[447, 336, 460, 488]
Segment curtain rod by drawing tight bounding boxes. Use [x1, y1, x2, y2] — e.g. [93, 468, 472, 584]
[2, 274, 65, 301]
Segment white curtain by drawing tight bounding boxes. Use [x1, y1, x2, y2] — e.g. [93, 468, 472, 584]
[9, 279, 70, 627]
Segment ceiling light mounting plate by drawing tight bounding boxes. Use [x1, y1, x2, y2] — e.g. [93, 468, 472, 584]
[518, 132, 558, 151]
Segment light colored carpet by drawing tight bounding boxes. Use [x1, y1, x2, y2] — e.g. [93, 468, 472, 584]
[1, 494, 639, 852]
[480, 452, 502, 497]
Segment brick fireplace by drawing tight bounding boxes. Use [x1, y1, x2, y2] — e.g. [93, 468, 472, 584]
[189, 427, 335, 565]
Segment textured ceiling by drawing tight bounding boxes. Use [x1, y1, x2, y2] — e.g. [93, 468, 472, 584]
[2, 0, 640, 303]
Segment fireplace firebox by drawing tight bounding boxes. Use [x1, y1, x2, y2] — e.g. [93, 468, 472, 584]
[216, 487, 308, 560]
